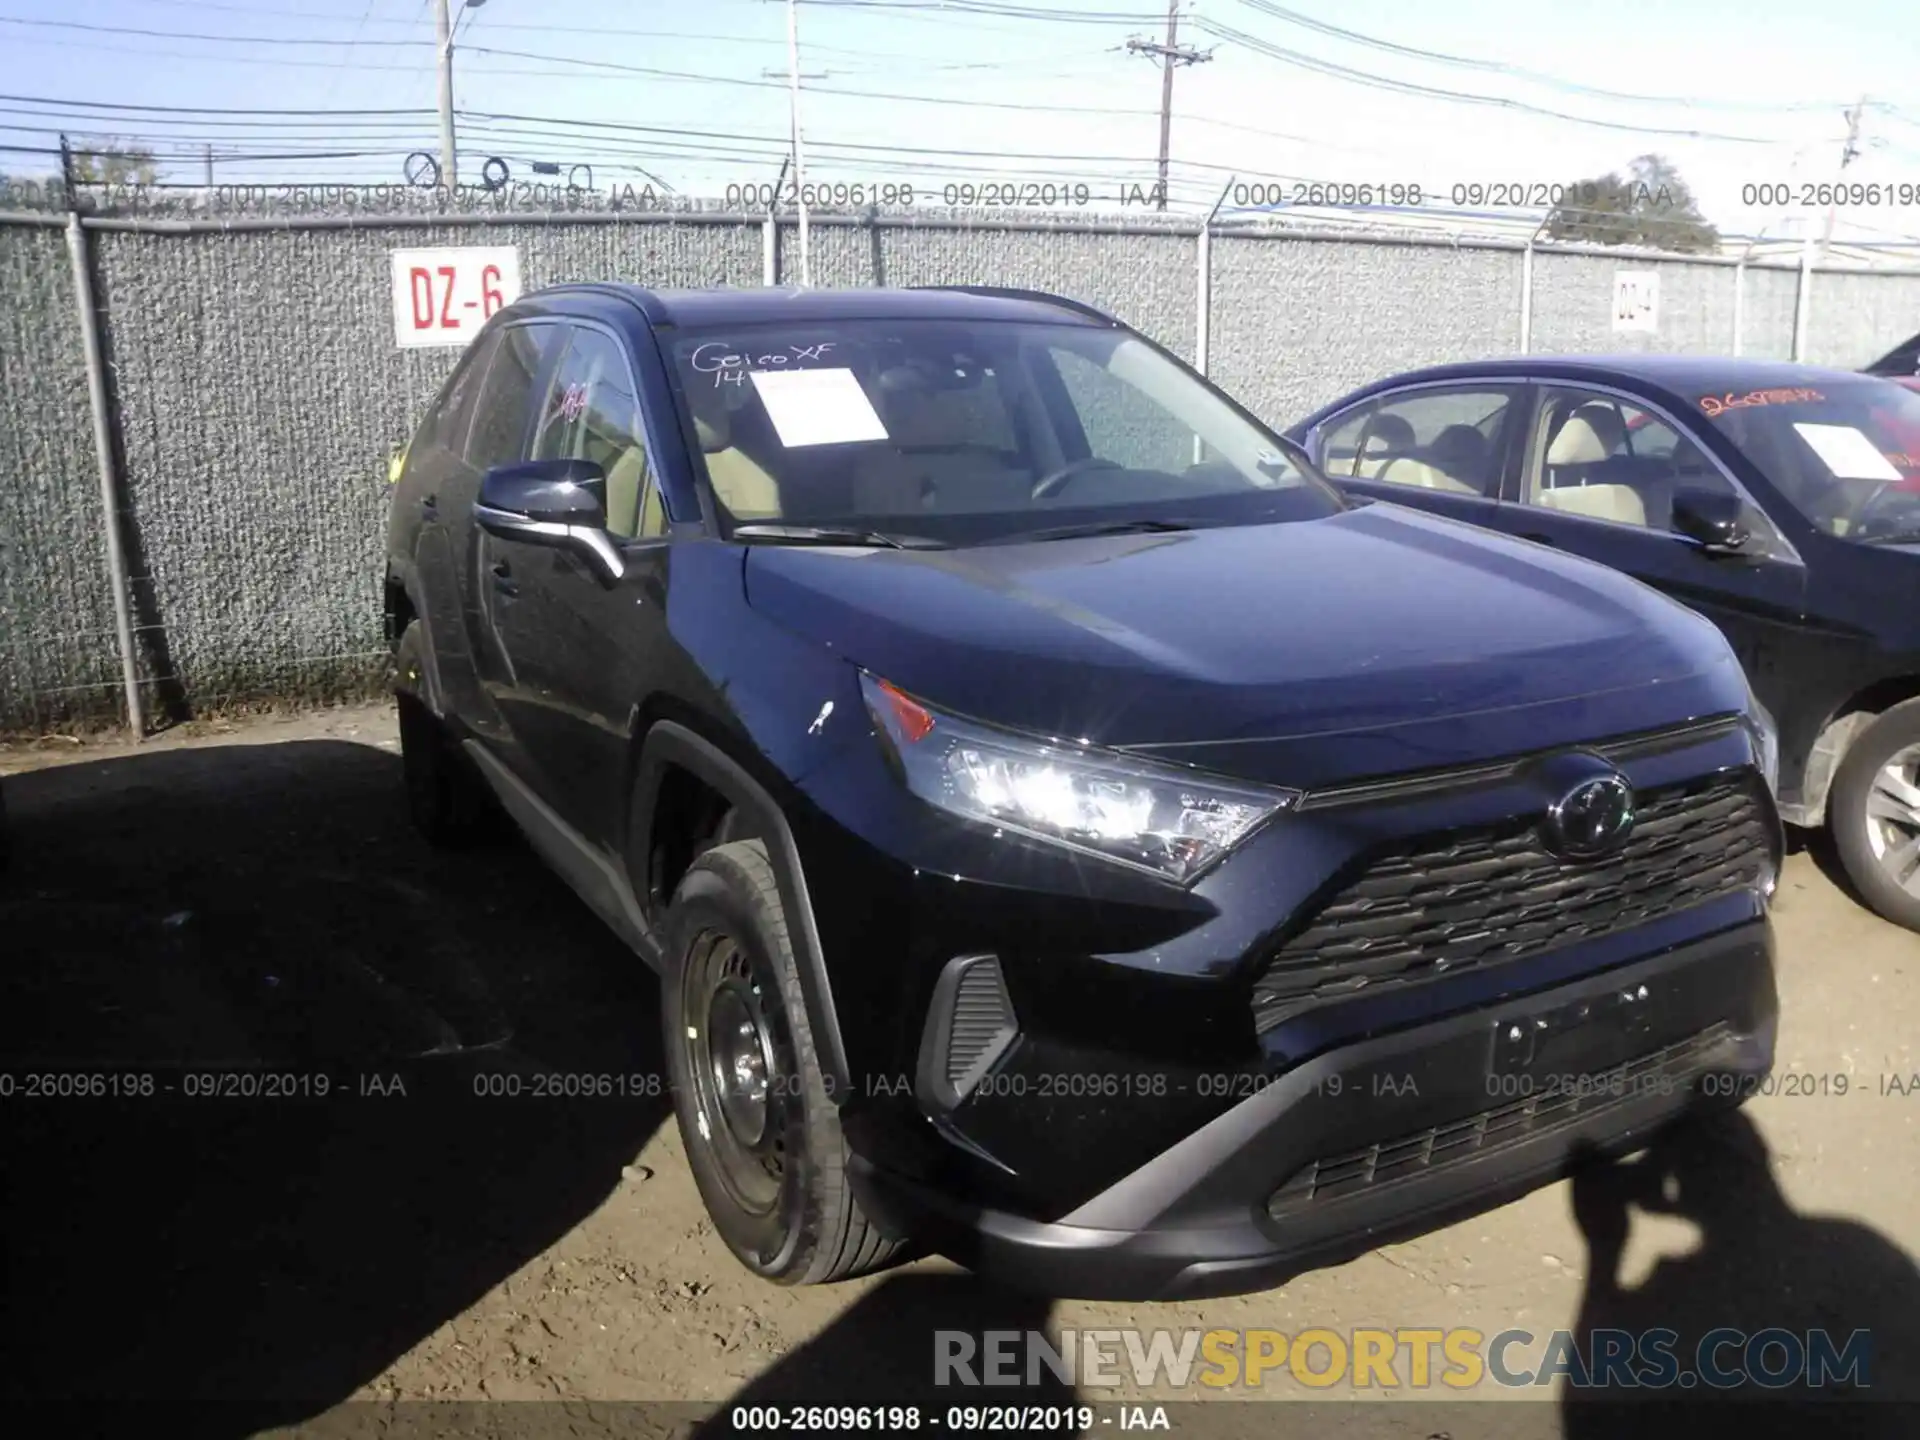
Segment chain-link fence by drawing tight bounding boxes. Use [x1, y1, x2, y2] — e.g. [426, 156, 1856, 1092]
[4, 196, 1919, 735]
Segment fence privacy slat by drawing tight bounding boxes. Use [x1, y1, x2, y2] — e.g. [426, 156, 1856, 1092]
[2, 205, 1917, 732]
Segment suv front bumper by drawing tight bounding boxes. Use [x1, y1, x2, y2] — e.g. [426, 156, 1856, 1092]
[851, 919, 1775, 1301]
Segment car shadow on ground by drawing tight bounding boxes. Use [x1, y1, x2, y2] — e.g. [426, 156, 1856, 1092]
[0, 739, 671, 1432]
[1561, 1108, 1920, 1439]
[696, 1271, 1070, 1418]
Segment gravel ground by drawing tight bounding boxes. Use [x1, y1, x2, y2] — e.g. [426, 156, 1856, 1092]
[1, 703, 1916, 1439]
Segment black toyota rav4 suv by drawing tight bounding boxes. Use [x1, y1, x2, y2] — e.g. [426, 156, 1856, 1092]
[384, 283, 1780, 1301]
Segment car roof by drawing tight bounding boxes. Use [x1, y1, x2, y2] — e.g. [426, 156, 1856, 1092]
[1359, 353, 1876, 394]
[516, 282, 1114, 330]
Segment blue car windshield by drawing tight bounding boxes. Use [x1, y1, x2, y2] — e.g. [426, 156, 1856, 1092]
[1692, 378, 1920, 542]
[663, 318, 1344, 543]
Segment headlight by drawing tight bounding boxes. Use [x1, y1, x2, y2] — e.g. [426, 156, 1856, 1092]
[1743, 684, 1779, 800]
[860, 673, 1298, 885]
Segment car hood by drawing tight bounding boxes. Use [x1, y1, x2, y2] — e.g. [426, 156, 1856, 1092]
[741, 504, 1747, 789]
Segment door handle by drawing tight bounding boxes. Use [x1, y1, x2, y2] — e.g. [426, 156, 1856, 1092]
[490, 559, 517, 597]
[421, 494, 438, 519]
[1522, 532, 1558, 547]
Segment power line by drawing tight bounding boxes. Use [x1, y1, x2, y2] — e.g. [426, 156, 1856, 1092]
[0, 14, 426, 46]
[795, 1, 1164, 18]
[5, 16, 1799, 149]
[1227, 0, 1868, 114]
[0, 92, 437, 116]
[460, 44, 1159, 118]
[1194, 16, 1791, 145]
[315, 0, 406, 123]
[0, 6, 1095, 65]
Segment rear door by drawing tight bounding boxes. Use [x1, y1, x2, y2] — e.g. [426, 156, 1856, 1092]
[1484, 381, 1809, 718]
[404, 327, 500, 726]
[1307, 381, 1526, 530]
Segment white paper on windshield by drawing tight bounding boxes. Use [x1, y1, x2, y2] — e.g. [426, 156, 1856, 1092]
[1793, 422, 1904, 482]
[749, 368, 889, 448]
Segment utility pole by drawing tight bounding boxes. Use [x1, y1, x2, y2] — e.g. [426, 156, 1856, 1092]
[204, 143, 214, 188]
[1127, 1, 1212, 212]
[1818, 95, 1867, 258]
[435, 0, 458, 191]
[785, 0, 811, 285]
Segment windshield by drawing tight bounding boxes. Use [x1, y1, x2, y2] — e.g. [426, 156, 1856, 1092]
[1693, 377, 1920, 544]
[664, 318, 1342, 544]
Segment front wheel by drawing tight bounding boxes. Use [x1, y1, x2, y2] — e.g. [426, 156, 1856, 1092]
[1828, 697, 1920, 933]
[661, 839, 909, 1285]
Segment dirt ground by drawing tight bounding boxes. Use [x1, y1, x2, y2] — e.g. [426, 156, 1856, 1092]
[2, 703, 1917, 1437]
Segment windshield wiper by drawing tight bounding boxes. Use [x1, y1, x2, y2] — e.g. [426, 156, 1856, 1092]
[730, 524, 946, 550]
[989, 517, 1203, 545]
[1860, 529, 1920, 547]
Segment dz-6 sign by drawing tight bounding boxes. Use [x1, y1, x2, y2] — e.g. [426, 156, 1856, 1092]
[391, 246, 522, 348]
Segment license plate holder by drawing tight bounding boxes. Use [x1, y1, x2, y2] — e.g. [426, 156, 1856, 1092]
[1489, 981, 1656, 1081]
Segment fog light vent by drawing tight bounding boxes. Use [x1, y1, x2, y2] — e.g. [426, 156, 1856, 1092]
[917, 954, 1018, 1111]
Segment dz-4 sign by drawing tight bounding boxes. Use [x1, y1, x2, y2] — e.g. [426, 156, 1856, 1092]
[391, 246, 522, 349]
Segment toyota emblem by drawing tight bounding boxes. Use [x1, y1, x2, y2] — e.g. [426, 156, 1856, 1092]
[1545, 773, 1636, 859]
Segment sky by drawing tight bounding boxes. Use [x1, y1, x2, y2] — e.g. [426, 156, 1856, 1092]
[3, 0, 1920, 249]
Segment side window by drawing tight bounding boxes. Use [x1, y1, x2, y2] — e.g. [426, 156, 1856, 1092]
[1345, 387, 1515, 497]
[426, 329, 500, 454]
[1047, 346, 1193, 475]
[529, 327, 654, 539]
[465, 324, 559, 473]
[1525, 386, 1786, 552]
[1316, 403, 1374, 478]
[638, 479, 668, 538]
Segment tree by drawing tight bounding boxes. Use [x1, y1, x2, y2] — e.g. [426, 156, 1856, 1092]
[67, 138, 159, 186]
[1542, 153, 1719, 254]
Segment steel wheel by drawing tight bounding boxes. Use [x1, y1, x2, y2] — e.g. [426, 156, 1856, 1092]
[679, 928, 788, 1220]
[1863, 742, 1920, 896]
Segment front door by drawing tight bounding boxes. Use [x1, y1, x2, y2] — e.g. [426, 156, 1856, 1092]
[1486, 383, 1811, 723]
[482, 322, 675, 853]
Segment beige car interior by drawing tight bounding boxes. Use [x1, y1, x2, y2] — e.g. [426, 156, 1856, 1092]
[1352, 412, 1482, 495]
[602, 444, 650, 536]
[1533, 402, 1648, 528]
[1375, 456, 1479, 494]
[687, 388, 784, 520]
[1350, 414, 1414, 478]
[850, 370, 1033, 514]
[850, 380, 947, 513]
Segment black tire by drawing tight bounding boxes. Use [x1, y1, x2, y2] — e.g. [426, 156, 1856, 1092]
[1829, 697, 1920, 932]
[394, 620, 489, 847]
[662, 839, 909, 1285]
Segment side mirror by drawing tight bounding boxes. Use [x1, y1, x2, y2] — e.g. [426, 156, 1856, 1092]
[475, 458, 625, 581]
[1671, 487, 1751, 553]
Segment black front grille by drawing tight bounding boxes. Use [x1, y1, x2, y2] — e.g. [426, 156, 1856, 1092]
[1252, 777, 1769, 1032]
[1266, 1023, 1732, 1220]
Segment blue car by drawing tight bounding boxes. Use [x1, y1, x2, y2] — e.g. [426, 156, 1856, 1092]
[1288, 354, 1920, 931]
[384, 290, 1778, 1299]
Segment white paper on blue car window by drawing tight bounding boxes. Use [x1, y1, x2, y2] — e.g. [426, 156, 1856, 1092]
[1793, 422, 1904, 482]
[749, 368, 890, 448]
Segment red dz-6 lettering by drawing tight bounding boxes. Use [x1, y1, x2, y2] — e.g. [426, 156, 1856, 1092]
[408, 263, 507, 334]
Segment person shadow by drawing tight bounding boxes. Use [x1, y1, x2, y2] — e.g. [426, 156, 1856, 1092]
[1562, 1106, 1920, 1439]
[693, 1270, 1074, 1439]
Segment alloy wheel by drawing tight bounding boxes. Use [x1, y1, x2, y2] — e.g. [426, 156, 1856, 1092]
[1863, 742, 1920, 896]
